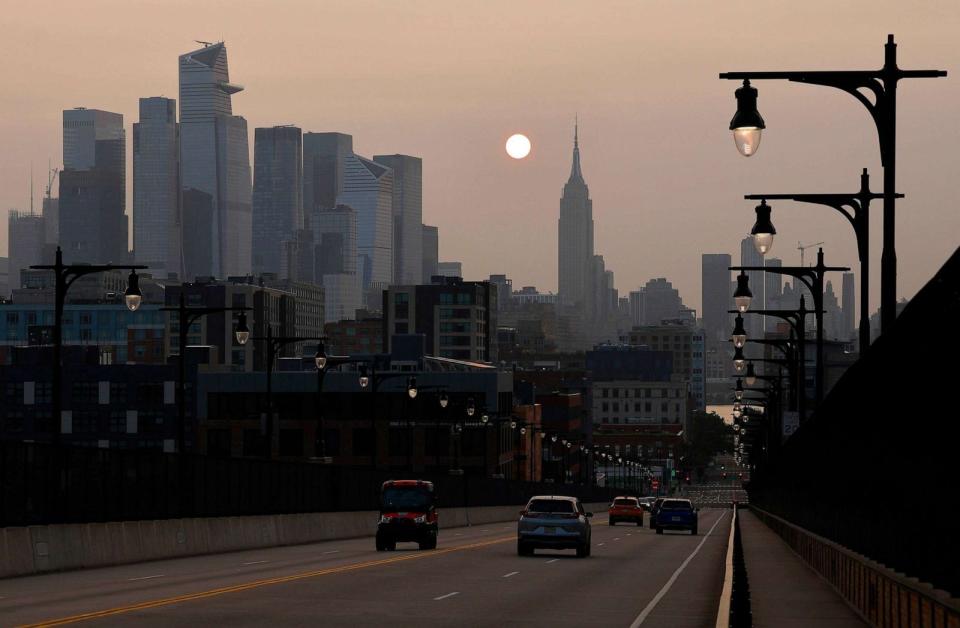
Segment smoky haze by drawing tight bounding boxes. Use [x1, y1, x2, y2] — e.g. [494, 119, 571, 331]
[0, 0, 957, 313]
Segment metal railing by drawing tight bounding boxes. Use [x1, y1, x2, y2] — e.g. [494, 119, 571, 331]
[752, 506, 960, 628]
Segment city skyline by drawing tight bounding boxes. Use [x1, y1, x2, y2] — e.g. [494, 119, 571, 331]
[1, 2, 958, 314]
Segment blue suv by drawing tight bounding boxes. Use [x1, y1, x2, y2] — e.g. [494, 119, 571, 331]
[653, 498, 698, 535]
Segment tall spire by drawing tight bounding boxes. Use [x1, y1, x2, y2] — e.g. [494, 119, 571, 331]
[569, 116, 584, 183]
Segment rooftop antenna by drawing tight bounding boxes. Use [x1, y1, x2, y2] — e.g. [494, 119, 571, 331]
[30, 163, 34, 214]
[195, 40, 214, 47]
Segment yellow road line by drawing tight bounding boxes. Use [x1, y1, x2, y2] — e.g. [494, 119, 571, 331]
[19, 535, 515, 627]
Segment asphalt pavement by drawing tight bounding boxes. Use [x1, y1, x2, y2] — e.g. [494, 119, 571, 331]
[1, 509, 731, 627]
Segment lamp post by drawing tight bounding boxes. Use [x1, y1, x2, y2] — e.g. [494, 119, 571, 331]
[314, 343, 329, 461]
[253, 328, 327, 458]
[160, 292, 250, 453]
[31, 247, 147, 443]
[732, 300, 812, 418]
[743, 169, 898, 352]
[721, 35, 947, 335]
[731, 251, 848, 411]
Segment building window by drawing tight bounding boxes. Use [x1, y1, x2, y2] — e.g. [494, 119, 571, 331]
[601, 402, 609, 412]
[612, 389, 619, 398]
[612, 402, 619, 412]
[645, 402, 652, 413]
[395, 322, 408, 334]
[602, 388, 609, 398]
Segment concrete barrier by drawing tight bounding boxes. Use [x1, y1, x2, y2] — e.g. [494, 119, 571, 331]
[0, 502, 609, 580]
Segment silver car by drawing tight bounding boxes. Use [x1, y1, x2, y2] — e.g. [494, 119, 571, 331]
[517, 495, 593, 557]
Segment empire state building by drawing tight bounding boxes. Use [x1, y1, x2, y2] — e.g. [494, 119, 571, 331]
[558, 123, 594, 316]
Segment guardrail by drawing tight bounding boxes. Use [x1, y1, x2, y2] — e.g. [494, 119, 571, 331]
[752, 506, 960, 628]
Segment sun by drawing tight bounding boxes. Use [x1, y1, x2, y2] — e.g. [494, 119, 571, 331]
[505, 134, 531, 159]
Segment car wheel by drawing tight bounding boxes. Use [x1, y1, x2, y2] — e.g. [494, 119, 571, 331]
[637, 520, 643, 526]
[387, 540, 397, 551]
[655, 526, 663, 535]
[517, 541, 533, 556]
[375, 538, 385, 551]
[609, 519, 615, 526]
[576, 543, 589, 558]
[691, 526, 698, 535]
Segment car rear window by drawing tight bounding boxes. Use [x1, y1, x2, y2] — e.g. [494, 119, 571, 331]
[614, 498, 638, 506]
[661, 500, 693, 510]
[527, 499, 575, 513]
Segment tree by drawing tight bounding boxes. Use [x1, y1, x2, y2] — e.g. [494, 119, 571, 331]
[681, 410, 734, 480]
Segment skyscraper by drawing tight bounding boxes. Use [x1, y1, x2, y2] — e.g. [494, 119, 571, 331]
[701, 253, 732, 343]
[740, 236, 765, 339]
[178, 42, 251, 280]
[373, 154, 422, 285]
[252, 126, 303, 277]
[303, 132, 353, 215]
[133, 97, 180, 276]
[59, 108, 127, 265]
[422, 224, 439, 281]
[640, 277, 685, 325]
[558, 123, 594, 316]
[7, 211, 45, 294]
[338, 154, 393, 300]
[841, 272, 856, 342]
[314, 205, 360, 323]
[764, 257, 783, 311]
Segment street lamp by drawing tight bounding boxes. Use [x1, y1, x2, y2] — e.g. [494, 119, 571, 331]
[743, 168, 893, 352]
[439, 391, 449, 409]
[235, 311, 250, 345]
[729, 79, 765, 157]
[30, 247, 147, 443]
[721, 35, 947, 335]
[733, 272, 752, 312]
[750, 200, 776, 256]
[124, 269, 143, 312]
[735, 379, 744, 401]
[358, 364, 370, 388]
[160, 292, 249, 453]
[731, 314, 747, 349]
[407, 376, 418, 399]
[745, 362, 757, 386]
[253, 329, 327, 458]
[314, 342, 327, 371]
[466, 397, 476, 417]
[733, 346, 746, 374]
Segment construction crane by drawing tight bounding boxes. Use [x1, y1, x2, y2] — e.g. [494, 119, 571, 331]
[798, 240, 824, 267]
[45, 165, 59, 200]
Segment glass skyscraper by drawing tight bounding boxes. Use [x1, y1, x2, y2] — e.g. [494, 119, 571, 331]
[133, 97, 180, 276]
[373, 154, 422, 285]
[252, 126, 303, 277]
[59, 108, 127, 265]
[178, 42, 251, 280]
[338, 154, 393, 302]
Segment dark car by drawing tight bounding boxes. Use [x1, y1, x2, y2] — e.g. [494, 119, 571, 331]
[649, 497, 665, 528]
[653, 498, 698, 535]
[517, 496, 593, 558]
[375, 480, 438, 551]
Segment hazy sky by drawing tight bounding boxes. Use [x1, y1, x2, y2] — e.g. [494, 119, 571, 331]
[2, 1, 958, 314]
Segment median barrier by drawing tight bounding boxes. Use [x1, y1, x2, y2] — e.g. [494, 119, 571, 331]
[0, 501, 609, 579]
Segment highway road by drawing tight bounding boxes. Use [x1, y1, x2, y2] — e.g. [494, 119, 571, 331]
[1, 509, 731, 627]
